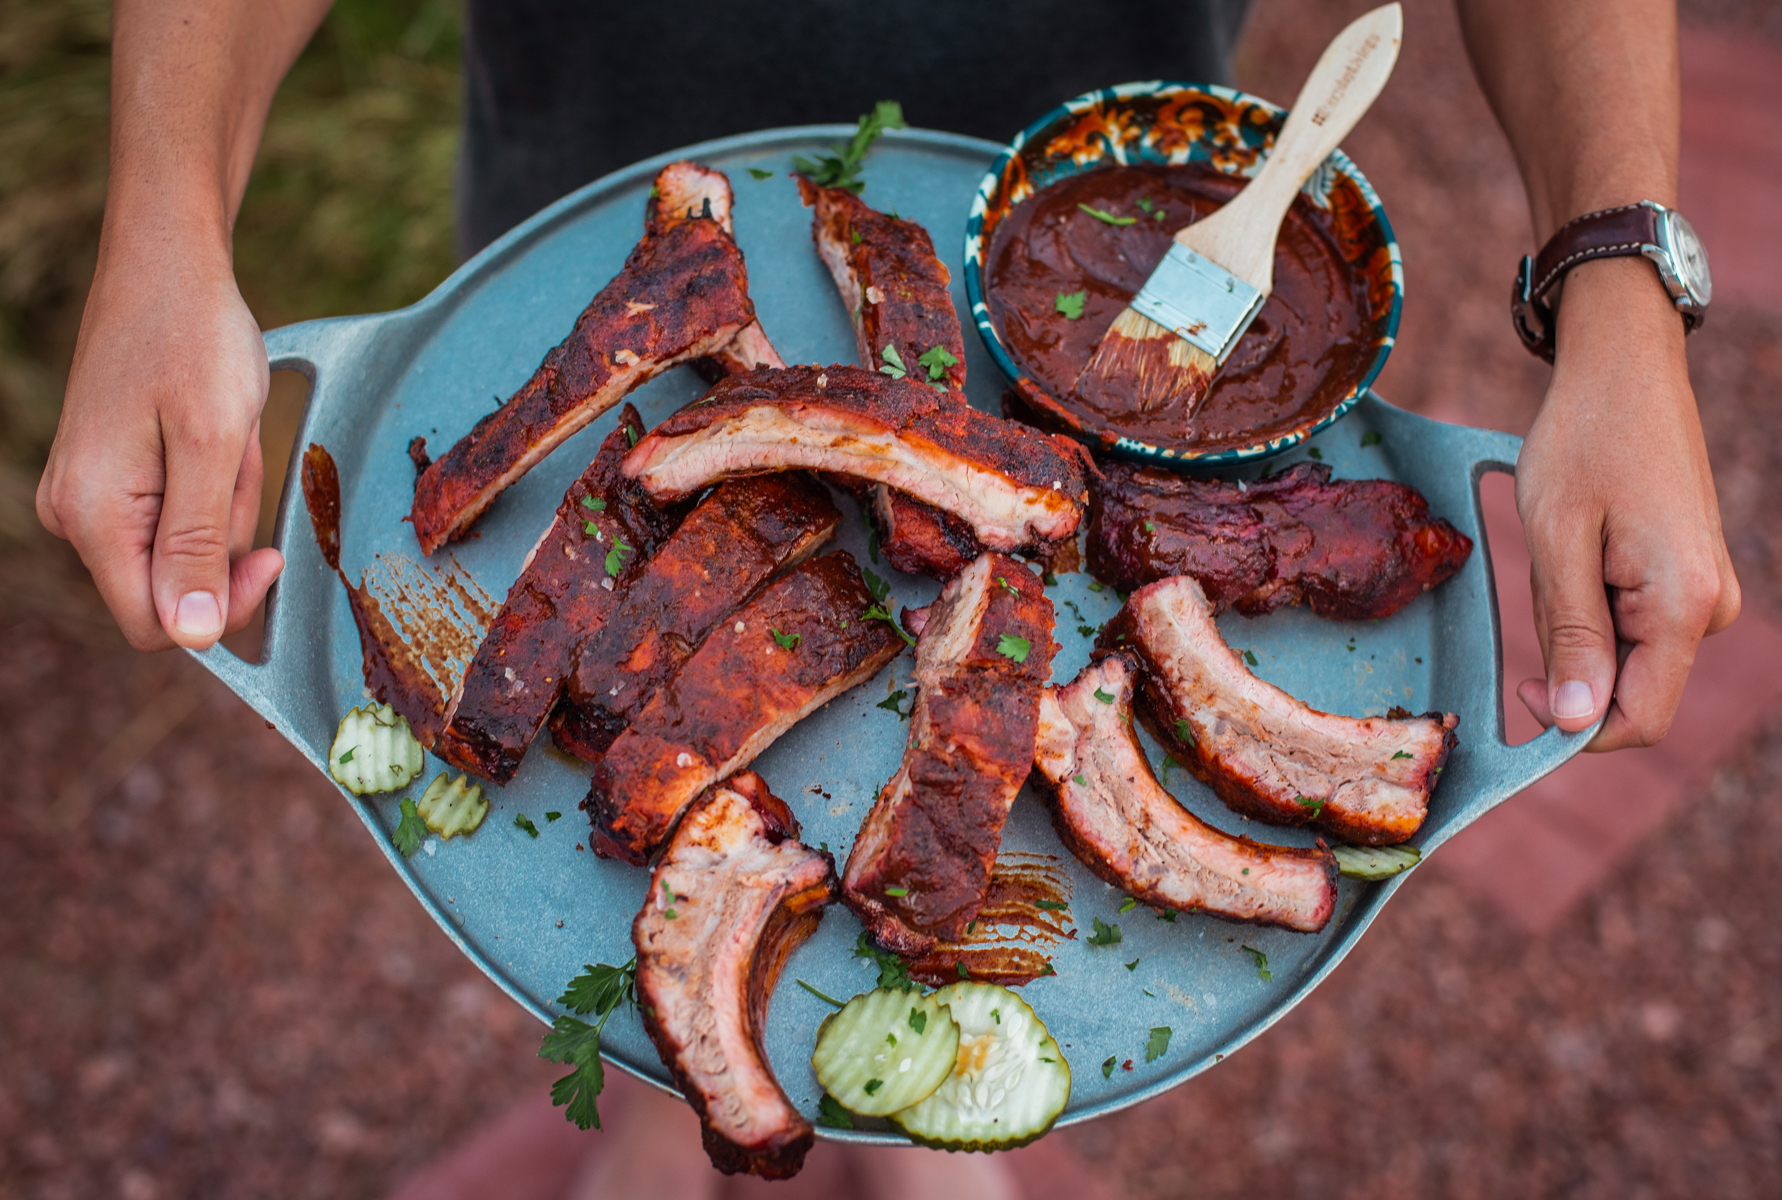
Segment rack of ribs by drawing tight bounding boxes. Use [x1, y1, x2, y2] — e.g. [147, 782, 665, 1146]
[1106, 575, 1458, 845]
[623, 365, 1092, 559]
[1088, 460, 1474, 620]
[842, 554, 1057, 954]
[634, 772, 835, 1179]
[549, 474, 840, 762]
[799, 175, 987, 579]
[409, 162, 764, 554]
[432, 406, 681, 783]
[583, 552, 903, 864]
[1033, 654, 1339, 932]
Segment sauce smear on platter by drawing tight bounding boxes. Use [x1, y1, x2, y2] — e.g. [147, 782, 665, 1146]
[985, 163, 1376, 452]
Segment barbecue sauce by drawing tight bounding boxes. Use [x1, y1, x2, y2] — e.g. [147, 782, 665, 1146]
[985, 163, 1377, 452]
[907, 854, 1073, 987]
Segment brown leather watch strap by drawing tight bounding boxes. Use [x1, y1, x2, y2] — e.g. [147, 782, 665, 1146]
[1511, 203, 1663, 362]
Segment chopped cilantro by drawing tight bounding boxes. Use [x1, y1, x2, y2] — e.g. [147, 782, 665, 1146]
[996, 575, 1021, 597]
[1125, 958, 1140, 971]
[863, 603, 915, 647]
[877, 690, 913, 720]
[392, 798, 427, 856]
[580, 495, 606, 511]
[1294, 795, 1326, 819]
[1361, 431, 1383, 448]
[1102, 1055, 1117, 1079]
[545, 811, 562, 822]
[909, 1007, 927, 1034]
[817, 1094, 854, 1129]
[1240, 944, 1272, 982]
[1093, 687, 1116, 705]
[1036, 899, 1069, 911]
[1145, 1026, 1172, 1063]
[515, 814, 540, 838]
[1391, 750, 1414, 760]
[1088, 917, 1123, 946]
[884, 885, 909, 897]
[605, 537, 634, 577]
[851, 229, 863, 246]
[863, 1078, 884, 1096]
[878, 343, 908, 379]
[1078, 203, 1137, 226]
[771, 626, 802, 651]
[1055, 290, 1087, 320]
[917, 344, 960, 381]
[1136, 197, 1155, 213]
[1307, 447, 1324, 461]
[854, 930, 918, 991]
[1175, 719, 1196, 745]
[791, 100, 906, 194]
[862, 567, 891, 604]
[1072, 774, 1088, 787]
[541, 958, 638, 1130]
[1157, 909, 1178, 923]
[1118, 896, 1138, 914]
[1144, 521, 1156, 532]
[991, 1008, 1001, 1024]
[1159, 755, 1177, 783]
[626, 425, 639, 447]
[996, 634, 1031, 663]
[1088, 581, 1105, 593]
[583, 520, 599, 537]
[747, 166, 774, 180]
[339, 746, 356, 764]
[1077, 624, 1096, 638]
[1243, 649, 1259, 666]
[797, 979, 847, 1008]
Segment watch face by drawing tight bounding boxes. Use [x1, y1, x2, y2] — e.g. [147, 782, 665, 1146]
[1665, 210, 1713, 307]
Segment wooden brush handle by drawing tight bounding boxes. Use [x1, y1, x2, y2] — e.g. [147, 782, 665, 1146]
[1176, 3, 1402, 294]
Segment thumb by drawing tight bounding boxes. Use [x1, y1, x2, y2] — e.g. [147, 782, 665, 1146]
[152, 417, 254, 648]
[1524, 517, 1618, 734]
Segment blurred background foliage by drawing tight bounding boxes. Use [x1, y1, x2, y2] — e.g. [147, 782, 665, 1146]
[0, 0, 461, 545]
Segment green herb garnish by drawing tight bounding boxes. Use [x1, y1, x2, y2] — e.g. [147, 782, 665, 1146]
[1078, 203, 1137, 226]
[605, 537, 634, 577]
[1094, 687, 1116, 705]
[917, 344, 960, 381]
[1088, 917, 1123, 946]
[514, 814, 539, 838]
[1102, 1055, 1117, 1079]
[1036, 899, 1069, 911]
[580, 495, 606, 511]
[854, 930, 918, 991]
[1361, 431, 1383, 447]
[1391, 750, 1413, 760]
[878, 343, 908, 379]
[797, 979, 847, 1008]
[747, 166, 774, 180]
[1145, 1026, 1172, 1063]
[1241, 944, 1272, 982]
[392, 797, 427, 856]
[997, 634, 1031, 663]
[884, 886, 909, 897]
[791, 100, 906, 194]
[541, 958, 638, 1130]
[1055, 290, 1087, 320]
[877, 689, 912, 720]
[771, 627, 802, 651]
[909, 1007, 927, 1034]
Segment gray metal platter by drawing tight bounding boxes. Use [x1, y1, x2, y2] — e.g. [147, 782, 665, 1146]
[195, 126, 1594, 1143]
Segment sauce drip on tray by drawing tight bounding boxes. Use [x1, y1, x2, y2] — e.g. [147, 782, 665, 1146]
[985, 163, 1377, 452]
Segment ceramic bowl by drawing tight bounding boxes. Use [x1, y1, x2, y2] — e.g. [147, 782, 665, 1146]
[963, 80, 1404, 467]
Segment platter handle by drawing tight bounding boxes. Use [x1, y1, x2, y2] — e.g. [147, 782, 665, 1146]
[1420, 422, 1604, 851]
[185, 316, 379, 742]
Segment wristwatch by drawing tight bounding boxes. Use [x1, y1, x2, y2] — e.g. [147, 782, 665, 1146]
[1511, 200, 1712, 362]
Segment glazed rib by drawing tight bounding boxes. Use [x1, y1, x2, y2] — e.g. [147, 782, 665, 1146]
[635, 772, 834, 1179]
[623, 366, 1092, 556]
[551, 474, 840, 761]
[433, 406, 680, 783]
[654, 163, 788, 377]
[800, 175, 984, 578]
[1088, 460, 1474, 619]
[842, 554, 1057, 953]
[409, 163, 759, 553]
[583, 552, 903, 864]
[1033, 654, 1339, 933]
[1107, 575, 1457, 845]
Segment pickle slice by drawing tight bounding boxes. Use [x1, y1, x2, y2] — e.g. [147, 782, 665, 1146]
[811, 988, 959, 1117]
[891, 982, 1071, 1151]
[416, 773, 488, 838]
[328, 703, 425, 795]
[1333, 843, 1421, 880]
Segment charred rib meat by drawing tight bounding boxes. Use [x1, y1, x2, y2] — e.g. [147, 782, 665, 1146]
[1107, 575, 1457, 845]
[634, 772, 835, 1179]
[432, 407, 679, 782]
[551, 475, 840, 761]
[1033, 654, 1338, 933]
[1089, 460, 1473, 620]
[410, 163, 759, 554]
[842, 554, 1057, 953]
[584, 552, 903, 864]
[623, 366, 1092, 557]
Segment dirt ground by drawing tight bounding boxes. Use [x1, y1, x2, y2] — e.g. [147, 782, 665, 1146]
[3, 1, 1779, 1197]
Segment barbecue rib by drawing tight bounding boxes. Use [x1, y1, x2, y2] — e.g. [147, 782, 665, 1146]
[1089, 460, 1474, 619]
[623, 366, 1092, 556]
[584, 552, 903, 864]
[800, 175, 986, 579]
[1033, 654, 1339, 932]
[409, 163, 759, 554]
[634, 772, 834, 1179]
[551, 475, 840, 761]
[842, 554, 1057, 953]
[1107, 576, 1458, 845]
[433, 407, 679, 783]
[653, 163, 789, 378]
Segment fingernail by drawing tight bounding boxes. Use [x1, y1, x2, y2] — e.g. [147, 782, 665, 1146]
[1552, 680, 1595, 721]
[175, 591, 223, 637]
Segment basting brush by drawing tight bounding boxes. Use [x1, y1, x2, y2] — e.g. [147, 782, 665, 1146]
[1078, 4, 1403, 415]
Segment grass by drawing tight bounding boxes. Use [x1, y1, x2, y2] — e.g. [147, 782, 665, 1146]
[0, 0, 462, 545]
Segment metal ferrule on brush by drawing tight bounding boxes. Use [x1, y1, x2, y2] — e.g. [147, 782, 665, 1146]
[1130, 243, 1267, 363]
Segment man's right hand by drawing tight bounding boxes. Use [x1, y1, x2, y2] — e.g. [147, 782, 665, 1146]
[36, 229, 284, 651]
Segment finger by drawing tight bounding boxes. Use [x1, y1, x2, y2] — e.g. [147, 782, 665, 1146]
[1516, 677, 1553, 727]
[1585, 554, 1722, 750]
[35, 458, 68, 539]
[221, 546, 285, 637]
[1704, 554, 1741, 637]
[151, 413, 254, 649]
[1525, 512, 1617, 734]
[227, 421, 265, 560]
[39, 446, 174, 651]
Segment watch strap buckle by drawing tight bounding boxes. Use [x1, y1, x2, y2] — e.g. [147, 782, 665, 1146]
[1511, 254, 1556, 364]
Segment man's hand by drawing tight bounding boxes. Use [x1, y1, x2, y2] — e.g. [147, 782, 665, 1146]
[38, 225, 284, 651]
[1513, 257, 1740, 750]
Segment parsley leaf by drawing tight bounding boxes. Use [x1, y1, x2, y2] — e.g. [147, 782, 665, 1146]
[558, 959, 637, 1017]
[1078, 203, 1137, 226]
[1244, 649, 1259, 667]
[1145, 1026, 1172, 1063]
[1137, 197, 1155, 213]
[863, 603, 915, 647]
[1125, 957, 1141, 971]
[917, 344, 960, 381]
[1035, 899, 1069, 911]
[909, 1007, 927, 1034]
[339, 746, 357, 764]
[1175, 719, 1196, 745]
[791, 100, 906, 194]
[747, 166, 774, 180]
[817, 1094, 855, 1129]
[1361, 431, 1383, 448]
[605, 537, 634, 578]
[1294, 795, 1326, 819]
[580, 495, 606, 511]
[392, 797, 427, 856]
[996, 575, 1021, 597]
[1241, 944, 1272, 982]
[546, 811, 562, 822]
[884, 885, 909, 897]
[1072, 774, 1088, 786]
[996, 634, 1031, 663]
[862, 567, 891, 604]
[582, 520, 599, 536]
[1102, 1055, 1118, 1079]
[1158, 908, 1178, 923]
[1088, 917, 1123, 946]
[1307, 446, 1324, 461]
[771, 627, 802, 651]
[1118, 896, 1139, 914]
[854, 930, 918, 991]
[1055, 290, 1087, 320]
[542, 959, 638, 1130]
[1094, 687, 1116, 705]
[1391, 750, 1413, 760]
[877, 689, 913, 720]
[514, 813, 539, 838]
[878, 343, 908, 379]
[625, 424, 639, 447]
[864, 1078, 884, 1096]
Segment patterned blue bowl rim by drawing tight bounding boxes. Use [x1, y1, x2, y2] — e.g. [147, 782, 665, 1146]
[962, 80, 1405, 468]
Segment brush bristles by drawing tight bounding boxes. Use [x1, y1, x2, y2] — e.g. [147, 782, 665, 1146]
[1079, 307, 1216, 413]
